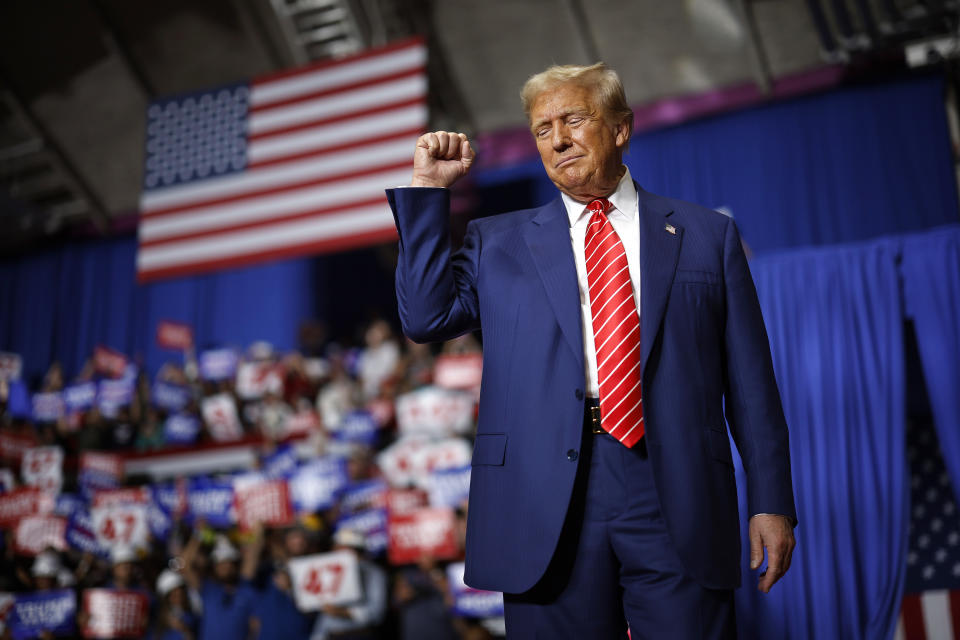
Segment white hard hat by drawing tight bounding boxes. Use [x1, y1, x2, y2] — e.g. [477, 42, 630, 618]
[211, 536, 240, 563]
[156, 569, 185, 597]
[111, 544, 137, 565]
[333, 528, 366, 550]
[31, 551, 62, 577]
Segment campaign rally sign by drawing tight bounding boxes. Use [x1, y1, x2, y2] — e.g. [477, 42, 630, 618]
[21, 446, 64, 494]
[236, 362, 284, 400]
[97, 378, 135, 417]
[151, 481, 187, 519]
[289, 458, 349, 514]
[66, 509, 107, 557]
[201, 393, 243, 441]
[338, 480, 388, 516]
[14, 515, 67, 556]
[185, 477, 235, 527]
[395, 386, 474, 436]
[427, 465, 471, 508]
[0, 430, 37, 463]
[94, 346, 128, 379]
[79, 452, 123, 496]
[91, 488, 149, 509]
[332, 410, 379, 446]
[386, 488, 428, 516]
[233, 479, 293, 531]
[8, 589, 76, 639]
[199, 348, 238, 381]
[91, 503, 149, 552]
[0, 487, 55, 529]
[54, 493, 85, 519]
[446, 562, 504, 618]
[81, 589, 149, 639]
[261, 444, 298, 479]
[288, 550, 363, 611]
[378, 436, 473, 489]
[388, 506, 460, 565]
[146, 501, 173, 542]
[433, 353, 483, 391]
[31, 392, 64, 423]
[163, 413, 201, 445]
[0, 351, 23, 381]
[156, 320, 194, 351]
[63, 382, 97, 413]
[335, 508, 388, 555]
[152, 381, 190, 413]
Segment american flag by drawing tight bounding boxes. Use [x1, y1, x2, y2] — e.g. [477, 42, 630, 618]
[136, 38, 427, 282]
[896, 416, 960, 639]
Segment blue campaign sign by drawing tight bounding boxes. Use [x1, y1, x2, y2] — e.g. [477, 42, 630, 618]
[199, 348, 238, 381]
[66, 509, 107, 556]
[335, 508, 388, 554]
[261, 444, 298, 479]
[97, 378, 135, 416]
[9, 589, 77, 639]
[153, 381, 191, 412]
[427, 465, 472, 508]
[31, 392, 64, 423]
[289, 457, 349, 513]
[151, 482, 183, 516]
[63, 382, 97, 413]
[6, 380, 32, 419]
[147, 501, 173, 541]
[164, 413, 201, 445]
[333, 410, 379, 446]
[186, 477, 235, 528]
[338, 480, 388, 516]
[446, 562, 504, 619]
[55, 493, 86, 519]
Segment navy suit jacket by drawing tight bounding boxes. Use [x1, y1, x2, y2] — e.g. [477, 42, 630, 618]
[387, 183, 797, 593]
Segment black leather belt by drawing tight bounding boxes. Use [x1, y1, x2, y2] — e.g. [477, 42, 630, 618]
[585, 398, 604, 434]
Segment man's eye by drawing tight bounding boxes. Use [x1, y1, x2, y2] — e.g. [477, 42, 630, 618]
[568, 117, 584, 125]
[536, 129, 550, 138]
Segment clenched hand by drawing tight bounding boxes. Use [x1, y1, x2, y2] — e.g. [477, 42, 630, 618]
[410, 131, 475, 189]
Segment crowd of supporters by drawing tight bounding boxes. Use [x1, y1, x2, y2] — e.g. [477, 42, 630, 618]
[0, 319, 502, 639]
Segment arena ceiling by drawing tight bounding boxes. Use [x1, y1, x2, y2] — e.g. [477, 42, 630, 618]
[0, 0, 954, 253]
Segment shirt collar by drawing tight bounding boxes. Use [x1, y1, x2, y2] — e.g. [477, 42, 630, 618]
[561, 166, 638, 228]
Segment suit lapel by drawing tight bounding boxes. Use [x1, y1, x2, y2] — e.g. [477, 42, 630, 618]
[523, 198, 584, 368]
[636, 184, 682, 377]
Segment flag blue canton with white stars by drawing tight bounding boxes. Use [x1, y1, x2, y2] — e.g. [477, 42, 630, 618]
[905, 417, 960, 593]
[143, 82, 249, 190]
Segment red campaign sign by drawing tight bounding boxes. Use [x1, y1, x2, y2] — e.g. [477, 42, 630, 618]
[0, 431, 39, 463]
[92, 488, 150, 509]
[236, 362, 285, 400]
[288, 551, 363, 610]
[93, 346, 128, 379]
[156, 320, 194, 350]
[433, 353, 483, 390]
[82, 589, 149, 639]
[22, 447, 64, 493]
[14, 515, 67, 555]
[387, 488, 428, 516]
[80, 452, 124, 482]
[91, 504, 149, 550]
[0, 487, 55, 529]
[388, 506, 459, 565]
[234, 480, 294, 531]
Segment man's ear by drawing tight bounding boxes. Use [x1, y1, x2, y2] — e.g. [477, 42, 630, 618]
[614, 117, 631, 148]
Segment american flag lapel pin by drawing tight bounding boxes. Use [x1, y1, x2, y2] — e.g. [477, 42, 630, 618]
[665, 223, 676, 235]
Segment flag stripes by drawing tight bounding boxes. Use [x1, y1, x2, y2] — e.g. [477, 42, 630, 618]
[137, 38, 427, 282]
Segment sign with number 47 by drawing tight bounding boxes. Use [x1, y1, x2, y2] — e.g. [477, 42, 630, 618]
[288, 550, 362, 611]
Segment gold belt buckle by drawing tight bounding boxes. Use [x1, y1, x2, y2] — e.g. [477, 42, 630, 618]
[589, 405, 604, 434]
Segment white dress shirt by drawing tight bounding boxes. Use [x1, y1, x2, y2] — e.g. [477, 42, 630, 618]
[561, 166, 641, 398]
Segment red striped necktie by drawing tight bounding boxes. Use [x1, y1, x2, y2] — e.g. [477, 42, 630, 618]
[584, 197, 644, 448]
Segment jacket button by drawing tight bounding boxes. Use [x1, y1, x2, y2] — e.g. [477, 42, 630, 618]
[575, 389, 583, 400]
[567, 449, 578, 461]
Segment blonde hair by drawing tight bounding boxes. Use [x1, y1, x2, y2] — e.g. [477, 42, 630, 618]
[521, 62, 633, 134]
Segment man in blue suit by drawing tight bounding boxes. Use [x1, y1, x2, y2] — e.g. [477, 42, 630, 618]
[387, 63, 797, 639]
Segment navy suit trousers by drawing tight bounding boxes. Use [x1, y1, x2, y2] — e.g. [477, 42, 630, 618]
[503, 420, 737, 640]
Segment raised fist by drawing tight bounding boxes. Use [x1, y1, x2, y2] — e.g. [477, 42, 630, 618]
[410, 131, 475, 188]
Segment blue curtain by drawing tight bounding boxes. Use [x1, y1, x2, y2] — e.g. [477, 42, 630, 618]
[733, 239, 908, 639]
[0, 236, 315, 384]
[901, 227, 960, 494]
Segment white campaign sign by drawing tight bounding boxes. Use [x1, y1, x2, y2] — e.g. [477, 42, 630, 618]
[236, 362, 284, 400]
[288, 550, 362, 611]
[90, 504, 149, 552]
[22, 447, 64, 493]
[395, 386, 474, 436]
[201, 393, 243, 441]
[377, 436, 472, 489]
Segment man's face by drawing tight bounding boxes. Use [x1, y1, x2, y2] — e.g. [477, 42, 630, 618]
[529, 82, 629, 202]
